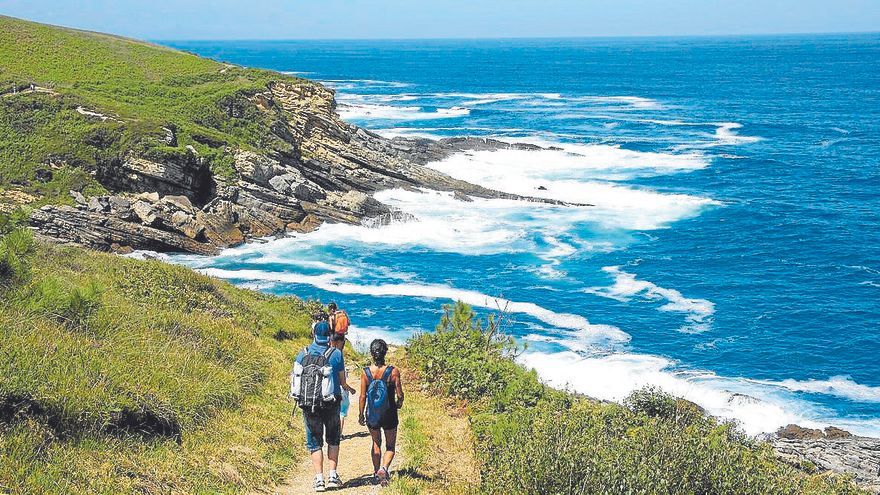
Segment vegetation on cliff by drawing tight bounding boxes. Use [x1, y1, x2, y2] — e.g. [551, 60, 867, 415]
[0, 210, 315, 493]
[0, 15, 302, 207]
[406, 303, 865, 495]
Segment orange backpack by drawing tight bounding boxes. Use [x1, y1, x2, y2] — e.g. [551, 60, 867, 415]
[333, 310, 350, 335]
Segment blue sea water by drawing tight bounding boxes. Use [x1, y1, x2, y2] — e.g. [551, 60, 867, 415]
[162, 35, 880, 436]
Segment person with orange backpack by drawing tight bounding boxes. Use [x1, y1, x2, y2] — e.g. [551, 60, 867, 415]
[327, 302, 350, 342]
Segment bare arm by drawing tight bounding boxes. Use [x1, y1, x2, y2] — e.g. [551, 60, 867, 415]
[393, 368, 404, 409]
[358, 372, 368, 425]
[338, 370, 355, 394]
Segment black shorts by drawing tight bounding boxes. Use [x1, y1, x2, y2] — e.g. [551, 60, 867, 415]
[367, 404, 399, 431]
[303, 403, 341, 452]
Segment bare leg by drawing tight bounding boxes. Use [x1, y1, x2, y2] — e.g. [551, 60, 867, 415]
[382, 428, 397, 470]
[340, 417, 345, 435]
[310, 449, 324, 475]
[369, 428, 382, 472]
[327, 445, 339, 472]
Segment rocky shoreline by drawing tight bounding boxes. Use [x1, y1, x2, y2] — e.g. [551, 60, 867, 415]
[29, 81, 577, 255]
[771, 425, 880, 492]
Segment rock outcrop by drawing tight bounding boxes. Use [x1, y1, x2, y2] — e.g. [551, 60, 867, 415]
[30, 80, 577, 255]
[772, 425, 880, 492]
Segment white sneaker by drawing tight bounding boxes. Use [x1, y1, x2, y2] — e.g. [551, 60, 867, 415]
[314, 478, 326, 492]
[326, 473, 342, 489]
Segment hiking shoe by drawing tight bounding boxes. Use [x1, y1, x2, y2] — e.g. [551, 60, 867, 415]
[326, 473, 342, 489]
[314, 478, 326, 492]
[376, 467, 390, 487]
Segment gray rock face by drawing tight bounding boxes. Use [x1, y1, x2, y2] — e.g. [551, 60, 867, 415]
[772, 425, 880, 492]
[30, 79, 586, 254]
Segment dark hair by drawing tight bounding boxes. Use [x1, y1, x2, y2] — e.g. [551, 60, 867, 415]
[328, 302, 338, 312]
[330, 333, 346, 343]
[312, 311, 328, 321]
[369, 339, 388, 365]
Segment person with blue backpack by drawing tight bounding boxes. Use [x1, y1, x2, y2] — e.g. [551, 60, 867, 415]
[358, 339, 405, 486]
[291, 312, 356, 492]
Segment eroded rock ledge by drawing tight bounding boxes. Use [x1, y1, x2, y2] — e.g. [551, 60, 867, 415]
[772, 424, 880, 492]
[30, 81, 575, 255]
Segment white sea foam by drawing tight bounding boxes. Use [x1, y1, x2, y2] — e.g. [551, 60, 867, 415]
[347, 325, 410, 352]
[322, 79, 413, 90]
[423, 147, 716, 230]
[337, 103, 469, 121]
[586, 266, 715, 333]
[752, 376, 880, 404]
[569, 95, 666, 110]
[518, 350, 880, 437]
[199, 266, 630, 344]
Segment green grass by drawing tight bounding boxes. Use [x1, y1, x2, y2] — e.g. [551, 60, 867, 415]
[0, 210, 318, 493]
[0, 15, 302, 205]
[406, 302, 866, 495]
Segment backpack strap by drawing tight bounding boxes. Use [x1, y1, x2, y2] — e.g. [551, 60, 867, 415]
[323, 346, 336, 360]
[380, 365, 394, 382]
[363, 367, 373, 385]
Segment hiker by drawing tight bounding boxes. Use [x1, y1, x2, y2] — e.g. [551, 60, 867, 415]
[327, 302, 350, 345]
[358, 339, 405, 486]
[291, 312, 348, 492]
[330, 333, 356, 435]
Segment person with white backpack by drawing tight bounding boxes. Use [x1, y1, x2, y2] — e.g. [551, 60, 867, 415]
[358, 339, 405, 486]
[291, 312, 355, 492]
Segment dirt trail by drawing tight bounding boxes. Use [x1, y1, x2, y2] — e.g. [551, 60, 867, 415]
[267, 376, 404, 495]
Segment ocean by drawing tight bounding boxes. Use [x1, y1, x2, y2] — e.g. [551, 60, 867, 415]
[161, 35, 880, 436]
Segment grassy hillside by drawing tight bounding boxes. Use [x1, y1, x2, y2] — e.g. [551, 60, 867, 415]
[0, 15, 301, 207]
[405, 303, 866, 495]
[0, 210, 316, 493]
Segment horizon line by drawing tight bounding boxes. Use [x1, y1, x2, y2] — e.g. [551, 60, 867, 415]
[154, 30, 880, 43]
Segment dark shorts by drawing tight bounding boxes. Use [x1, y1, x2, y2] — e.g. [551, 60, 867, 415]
[367, 404, 399, 431]
[303, 402, 341, 453]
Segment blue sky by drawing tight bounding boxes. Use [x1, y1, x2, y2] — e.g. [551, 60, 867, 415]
[2, 0, 879, 40]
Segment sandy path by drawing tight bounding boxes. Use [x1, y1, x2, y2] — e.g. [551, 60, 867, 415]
[267, 376, 404, 494]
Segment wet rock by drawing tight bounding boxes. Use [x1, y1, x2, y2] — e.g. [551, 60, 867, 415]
[362, 210, 418, 228]
[825, 426, 854, 439]
[453, 191, 473, 202]
[777, 424, 825, 441]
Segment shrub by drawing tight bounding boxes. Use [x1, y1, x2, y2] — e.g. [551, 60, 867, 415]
[407, 301, 864, 495]
[19, 276, 103, 328]
[408, 302, 546, 411]
[0, 227, 35, 285]
[623, 386, 706, 428]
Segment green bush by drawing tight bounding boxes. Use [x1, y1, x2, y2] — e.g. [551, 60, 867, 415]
[0, 227, 35, 285]
[408, 302, 546, 412]
[19, 276, 103, 328]
[407, 301, 864, 495]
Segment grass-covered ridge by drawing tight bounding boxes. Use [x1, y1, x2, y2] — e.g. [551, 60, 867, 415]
[406, 303, 866, 495]
[0, 15, 302, 206]
[0, 210, 315, 493]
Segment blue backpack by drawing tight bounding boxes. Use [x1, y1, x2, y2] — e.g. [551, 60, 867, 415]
[364, 366, 394, 428]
